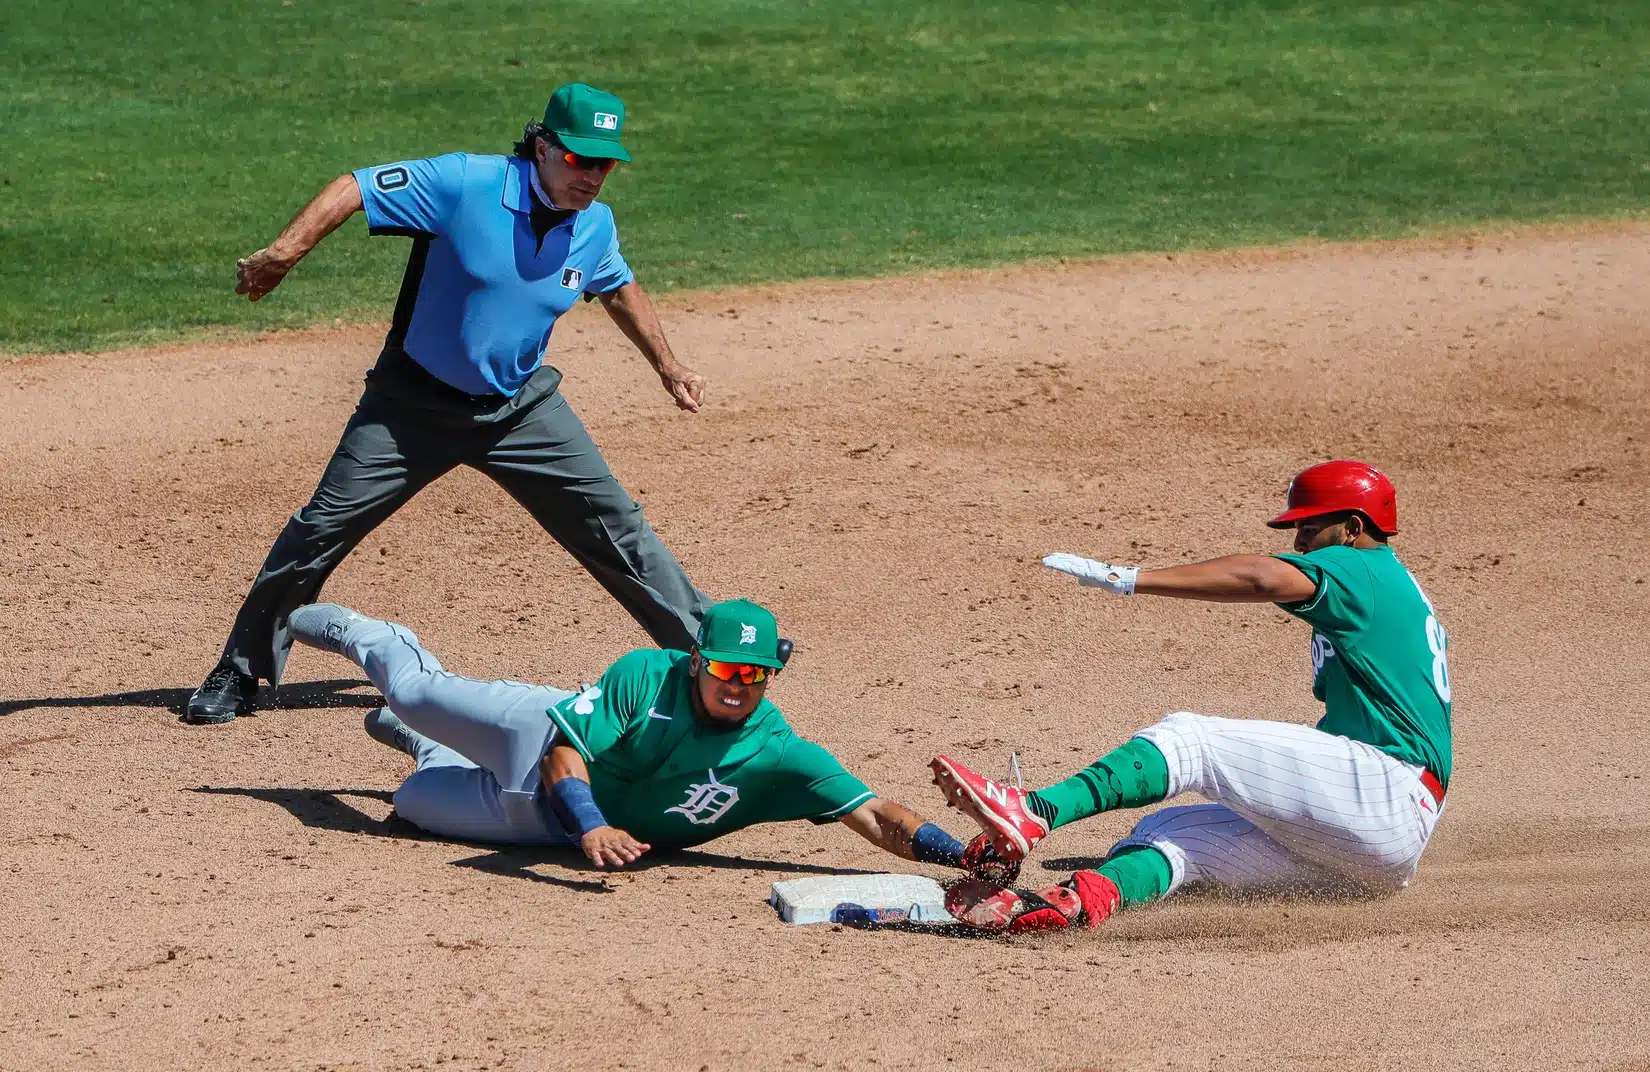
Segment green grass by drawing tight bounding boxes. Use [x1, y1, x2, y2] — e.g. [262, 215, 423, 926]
[3, 1, 1648, 352]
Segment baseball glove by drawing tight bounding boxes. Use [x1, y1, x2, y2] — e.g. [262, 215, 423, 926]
[961, 832, 1021, 886]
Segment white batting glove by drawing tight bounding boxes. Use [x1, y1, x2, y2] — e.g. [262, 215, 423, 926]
[1041, 553, 1138, 596]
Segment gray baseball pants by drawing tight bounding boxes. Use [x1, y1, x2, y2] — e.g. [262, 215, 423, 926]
[217, 351, 712, 686]
[340, 612, 577, 845]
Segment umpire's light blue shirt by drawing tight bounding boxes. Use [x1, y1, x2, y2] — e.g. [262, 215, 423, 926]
[353, 153, 635, 397]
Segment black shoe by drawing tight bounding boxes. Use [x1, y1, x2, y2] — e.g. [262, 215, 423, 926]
[184, 662, 258, 724]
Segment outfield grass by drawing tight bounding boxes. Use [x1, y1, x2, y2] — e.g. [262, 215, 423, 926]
[2, 1, 1648, 353]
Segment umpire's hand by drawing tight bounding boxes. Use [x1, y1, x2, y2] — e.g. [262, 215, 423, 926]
[581, 825, 651, 869]
[658, 362, 707, 413]
[236, 246, 298, 302]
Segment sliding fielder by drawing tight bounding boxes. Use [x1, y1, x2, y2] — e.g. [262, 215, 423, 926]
[933, 460, 1453, 932]
[286, 598, 973, 870]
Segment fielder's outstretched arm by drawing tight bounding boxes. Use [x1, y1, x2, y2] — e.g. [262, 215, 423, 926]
[236, 173, 364, 302]
[1042, 552, 1316, 604]
[837, 798, 967, 866]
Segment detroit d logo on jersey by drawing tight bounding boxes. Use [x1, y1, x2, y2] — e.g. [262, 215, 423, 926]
[666, 769, 739, 826]
[1311, 634, 1337, 675]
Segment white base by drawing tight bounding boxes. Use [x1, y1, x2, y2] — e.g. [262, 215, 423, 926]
[769, 873, 954, 925]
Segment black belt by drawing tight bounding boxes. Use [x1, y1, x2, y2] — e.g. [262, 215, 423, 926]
[378, 348, 507, 405]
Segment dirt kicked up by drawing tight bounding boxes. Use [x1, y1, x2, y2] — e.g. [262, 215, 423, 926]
[3, 224, 1648, 1071]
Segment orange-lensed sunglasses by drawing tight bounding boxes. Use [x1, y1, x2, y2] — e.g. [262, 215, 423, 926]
[703, 659, 772, 685]
[563, 151, 618, 175]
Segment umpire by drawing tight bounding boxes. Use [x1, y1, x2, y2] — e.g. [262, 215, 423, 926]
[186, 83, 714, 724]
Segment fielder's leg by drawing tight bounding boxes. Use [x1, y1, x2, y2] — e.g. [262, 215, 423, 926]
[289, 604, 574, 799]
[476, 390, 713, 650]
[386, 726, 572, 846]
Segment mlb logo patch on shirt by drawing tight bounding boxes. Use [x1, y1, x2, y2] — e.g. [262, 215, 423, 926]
[560, 267, 584, 291]
[593, 112, 619, 131]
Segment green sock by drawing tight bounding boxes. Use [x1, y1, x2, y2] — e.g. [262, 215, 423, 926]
[1025, 737, 1169, 830]
[1095, 845, 1174, 908]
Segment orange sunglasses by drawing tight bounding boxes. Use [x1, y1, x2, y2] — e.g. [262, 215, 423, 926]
[562, 151, 618, 175]
[703, 659, 772, 685]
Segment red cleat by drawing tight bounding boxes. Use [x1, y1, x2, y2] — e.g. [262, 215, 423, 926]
[945, 871, 1123, 934]
[945, 879, 1083, 933]
[944, 878, 1029, 930]
[930, 755, 1050, 861]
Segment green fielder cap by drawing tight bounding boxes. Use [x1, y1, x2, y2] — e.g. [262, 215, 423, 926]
[542, 83, 631, 162]
[696, 599, 784, 669]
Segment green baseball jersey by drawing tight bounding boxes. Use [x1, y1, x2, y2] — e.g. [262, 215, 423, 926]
[1274, 544, 1453, 784]
[545, 649, 875, 848]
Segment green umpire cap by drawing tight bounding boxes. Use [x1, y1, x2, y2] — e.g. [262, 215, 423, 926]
[543, 83, 631, 162]
[696, 600, 785, 669]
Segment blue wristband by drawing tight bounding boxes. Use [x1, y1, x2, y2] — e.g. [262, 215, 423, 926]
[909, 822, 964, 867]
[548, 777, 608, 837]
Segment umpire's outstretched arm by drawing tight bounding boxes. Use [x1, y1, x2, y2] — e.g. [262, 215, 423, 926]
[235, 173, 363, 302]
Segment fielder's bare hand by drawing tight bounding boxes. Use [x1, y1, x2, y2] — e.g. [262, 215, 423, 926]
[658, 361, 707, 413]
[235, 246, 300, 302]
[581, 825, 651, 868]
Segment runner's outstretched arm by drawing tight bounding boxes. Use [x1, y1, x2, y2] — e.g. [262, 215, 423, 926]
[1042, 552, 1317, 603]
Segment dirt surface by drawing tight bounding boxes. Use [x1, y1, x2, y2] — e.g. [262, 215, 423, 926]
[4, 225, 1649, 1072]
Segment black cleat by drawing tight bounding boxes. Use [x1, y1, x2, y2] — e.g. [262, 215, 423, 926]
[184, 661, 258, 724]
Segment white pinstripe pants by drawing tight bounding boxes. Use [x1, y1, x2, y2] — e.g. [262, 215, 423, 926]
[1114, 713, 1444, 895]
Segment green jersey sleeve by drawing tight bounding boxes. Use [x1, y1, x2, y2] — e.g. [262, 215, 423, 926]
[545, 649, 661, 762]
[1273, 546, 1379, 638]
[768, 738, 876, 825]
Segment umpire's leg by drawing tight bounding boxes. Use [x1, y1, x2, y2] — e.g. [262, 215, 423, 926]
[212, 392, 453, 690]
[478, 390, 713, 650]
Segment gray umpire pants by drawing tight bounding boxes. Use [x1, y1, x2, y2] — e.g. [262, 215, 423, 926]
[338, 613, 576, 845]
[219, 350, 713, 686]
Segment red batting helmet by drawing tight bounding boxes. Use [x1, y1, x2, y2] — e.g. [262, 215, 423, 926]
[1266, 460, 1399, 535]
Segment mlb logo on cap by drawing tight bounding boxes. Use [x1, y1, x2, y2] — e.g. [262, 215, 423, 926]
[542, 84, 631, 163]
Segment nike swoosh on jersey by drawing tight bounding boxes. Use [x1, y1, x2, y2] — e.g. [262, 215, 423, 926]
[647, 707, 671, 721]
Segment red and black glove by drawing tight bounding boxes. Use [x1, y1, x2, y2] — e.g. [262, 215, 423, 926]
[962, 832, 1022, 886]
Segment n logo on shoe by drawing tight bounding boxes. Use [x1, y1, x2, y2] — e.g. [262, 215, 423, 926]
[984, 781, 1010, 806]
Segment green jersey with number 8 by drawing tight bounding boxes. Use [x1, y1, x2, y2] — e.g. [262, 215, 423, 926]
[1274, 544, 1452, 785]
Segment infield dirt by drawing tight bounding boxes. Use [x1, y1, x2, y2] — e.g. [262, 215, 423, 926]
[3, 225, 1648, 1071]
